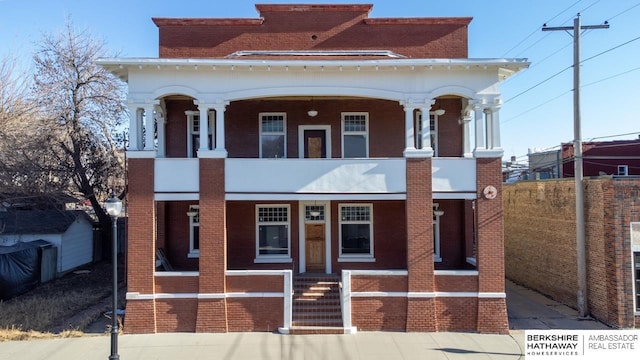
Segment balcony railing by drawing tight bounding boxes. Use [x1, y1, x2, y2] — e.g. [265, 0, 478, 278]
[153, 157, 477, 195]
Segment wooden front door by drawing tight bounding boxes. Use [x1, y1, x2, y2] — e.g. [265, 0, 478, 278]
[303, 130, 327, 158]
[305, 223, 325, 273]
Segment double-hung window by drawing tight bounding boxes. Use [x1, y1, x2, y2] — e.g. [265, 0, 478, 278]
[338, 204, 374, 261]
[433, 204, 443, 262]
[185, 111, 212, 158]
[187, 205, 199, 258]
[255, 205, 291, 262]
[342, 113, 368, 158]
[260, 113, 286, 158]
[416, 112, 438, 155]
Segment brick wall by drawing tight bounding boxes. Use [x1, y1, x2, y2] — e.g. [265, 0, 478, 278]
[124, 158, 157, 333]
[154, 5, 470, 59]
[475, 157, 508, 334]
[504, 178, 640, 328]
[196, 158, 228, 332]
[227, 298, 283, 332]
[352, 298, 408, 331]
[405, 157, 436, 331]
[436, 297, 477, 331]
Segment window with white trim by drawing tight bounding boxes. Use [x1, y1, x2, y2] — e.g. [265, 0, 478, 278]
[256, 205, 291, 261]
[634, 252, 640, 312]
[433, 203, 443, 262]
[339, 204, 373, 259]
[260, 113, 286, 158]
[632, 222, 640, 312]
[342, 113, 368, 158]
[618, 165, 629, 176]
[187, 205, 199, 258]
[186, 111, 212, 158]
[416, 112, 438, 155]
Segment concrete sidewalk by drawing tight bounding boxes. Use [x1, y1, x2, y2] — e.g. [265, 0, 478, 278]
[0, 331, 525, 360]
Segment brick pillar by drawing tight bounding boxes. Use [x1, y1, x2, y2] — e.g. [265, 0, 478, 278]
[405, 157, 436, 332]
[475, 157, 508, 334]
[125, 157, 157, 333]
[196, 158, 228, 332]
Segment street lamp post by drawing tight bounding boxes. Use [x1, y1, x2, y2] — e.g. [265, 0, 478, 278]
[105, 193, 122, 360]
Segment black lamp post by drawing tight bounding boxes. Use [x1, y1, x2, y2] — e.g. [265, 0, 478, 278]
[105, 193, 122, 360]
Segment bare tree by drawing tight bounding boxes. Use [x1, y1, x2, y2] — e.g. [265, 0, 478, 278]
[30, 21, 127, 239]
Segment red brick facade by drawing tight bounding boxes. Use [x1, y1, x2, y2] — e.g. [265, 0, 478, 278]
[121, 4, 509, 335]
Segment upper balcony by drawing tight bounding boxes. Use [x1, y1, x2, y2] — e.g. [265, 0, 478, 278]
[153, 157, 477, 199]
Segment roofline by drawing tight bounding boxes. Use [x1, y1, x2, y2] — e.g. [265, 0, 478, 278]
[365, 17, 472, 26]
[153, 18, 264, 27]
[96, 57, 529, 68]
[96, 57, 530, 82]
[255, 4, 374, 14]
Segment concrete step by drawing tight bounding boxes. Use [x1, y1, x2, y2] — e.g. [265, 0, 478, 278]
[288, 326, 345, 335]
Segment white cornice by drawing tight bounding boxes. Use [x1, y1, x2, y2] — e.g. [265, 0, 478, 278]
[96, 57, 530, 81]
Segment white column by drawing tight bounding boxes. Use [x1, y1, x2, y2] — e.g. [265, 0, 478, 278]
[491, 106, 501, 149]
[404, 105, 416, 151]
[155, 105, 166, 157]
[461, 111, 472, 157]
[474, 103, 485, 150]
[143, 103, 156, 151]
[214, 104, 227, 152]
[419, 106, 432, 151]
[484, 108, 493, 149]
[198, 104, 209, 153]
[127, 104, 141, 151]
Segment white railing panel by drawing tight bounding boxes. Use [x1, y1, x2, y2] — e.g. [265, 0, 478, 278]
[154, 158, 199, 193]
[432, 158, 476, 193]
[226, 158, 406, 194]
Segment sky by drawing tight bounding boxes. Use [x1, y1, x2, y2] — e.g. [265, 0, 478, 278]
[1, 0, 639, 162]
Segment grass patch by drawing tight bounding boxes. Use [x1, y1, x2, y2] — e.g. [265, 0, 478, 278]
[0, 260, 123, 341]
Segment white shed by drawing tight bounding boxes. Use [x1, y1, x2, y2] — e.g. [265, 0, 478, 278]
[0, 210, 95, 274]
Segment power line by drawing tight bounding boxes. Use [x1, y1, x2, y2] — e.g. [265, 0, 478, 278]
[502, 0, 584, 57]
[502, 90, 571, 123]
[605, 1, 640, 22]
[582, 65, 640, 87]
[504, 66, 572, 104]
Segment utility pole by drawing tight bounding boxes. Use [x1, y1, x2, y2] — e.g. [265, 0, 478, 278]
[542, 14, 608, 318]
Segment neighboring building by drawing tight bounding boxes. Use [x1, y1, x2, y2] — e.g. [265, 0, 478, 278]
[0, 210, 95, 274]
[528, 139, 640, 179]
[97, 4, 528, 334]
[504, 178, 640, 329]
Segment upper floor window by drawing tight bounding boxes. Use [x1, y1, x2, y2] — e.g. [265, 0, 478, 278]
[260, 113, 286, 158]
[187, 205, 199, 258]
[186, 111, 212, 158]
[618, 165, 629, 176]
[255, 204, 291, 262]
[338, 204, 374, 261]
[342, 113, 368, 158]
[416, 112, 438, 155]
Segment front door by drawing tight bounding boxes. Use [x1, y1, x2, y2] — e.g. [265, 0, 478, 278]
[305, 223, 325, 272]
[303, 129, 327, 158]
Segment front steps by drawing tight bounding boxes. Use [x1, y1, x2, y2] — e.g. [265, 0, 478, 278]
[289, 274, 344, 334]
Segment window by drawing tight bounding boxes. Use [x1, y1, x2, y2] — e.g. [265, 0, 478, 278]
[342, 113, 368, 158]
[416, 112, 438, 155]
[634, 252, 640, 312]
[186, 111, 212, 158]
[433, 204, 443, 262]
[256, 205, 291, 262]
[618, 165, 629, 176]
[260, 113, 286, 158]
[632, 223, 640, 313]
[339, 204, 374, 260]
[187, 205, 199, 258]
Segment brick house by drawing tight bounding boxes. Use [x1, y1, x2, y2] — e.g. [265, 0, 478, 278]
[97, 4, 528, 334]
[529, 139, 640, 179]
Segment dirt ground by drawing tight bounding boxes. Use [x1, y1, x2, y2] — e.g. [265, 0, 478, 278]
[0, 258, 125, 336]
